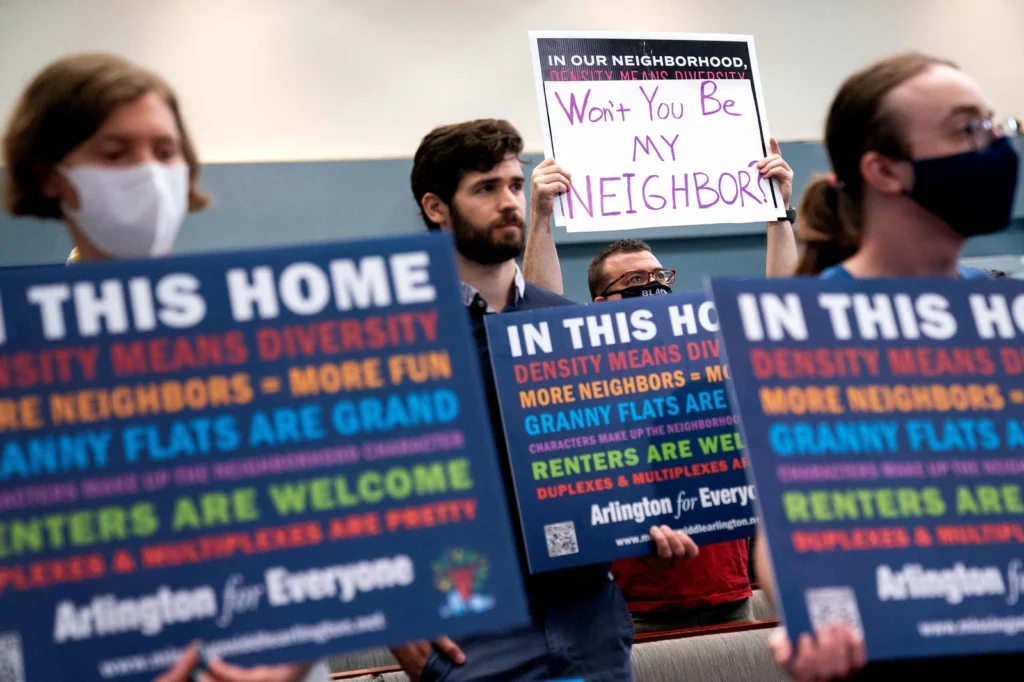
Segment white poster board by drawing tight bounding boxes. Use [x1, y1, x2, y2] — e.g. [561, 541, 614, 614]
[529, 31, 785, 233]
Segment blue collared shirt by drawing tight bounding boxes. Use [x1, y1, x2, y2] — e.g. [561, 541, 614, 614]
[459, 264, 527, 312]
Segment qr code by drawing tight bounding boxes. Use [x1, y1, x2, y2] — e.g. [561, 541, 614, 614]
[0, 632, 25, 682]
[544, 521, 579, 558]
[805, 587, 864, 638]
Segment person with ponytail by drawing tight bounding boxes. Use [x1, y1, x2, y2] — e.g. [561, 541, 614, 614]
[795, 52, 1018, 279]
[762, 52, 1021, 681]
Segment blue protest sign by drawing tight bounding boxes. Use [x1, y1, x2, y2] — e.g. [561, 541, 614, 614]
[485, 292, 756, 573]
[0, 234, 528, 681]
[709, 276, 1024, 661]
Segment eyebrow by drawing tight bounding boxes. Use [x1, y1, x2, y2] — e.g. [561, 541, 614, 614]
[469, 174, 525, 190]
[93, 132, 180, 143]
[943, 104, 990, 121]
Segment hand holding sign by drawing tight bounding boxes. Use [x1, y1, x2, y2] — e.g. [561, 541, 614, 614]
[485, 292, 757, 573]
[709, 277, 1024, 663]
[529, 32, 783, 232]
[757, 138, 793, 209]
[154, 646, 310, 682]
[200, 659, 311, 682]
[154, 645, 202, 682]
[392, 638, 466, 682]
[532, 158, 573, 218]
[0, 235, 530, 680]
[644, 524, 699, 569]
[769, 626, 866, 682]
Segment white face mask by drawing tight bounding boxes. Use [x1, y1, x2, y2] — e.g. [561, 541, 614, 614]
[62, 161, 189, 259]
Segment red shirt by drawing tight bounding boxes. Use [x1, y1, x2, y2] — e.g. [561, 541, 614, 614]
[612, 539, 751, 612]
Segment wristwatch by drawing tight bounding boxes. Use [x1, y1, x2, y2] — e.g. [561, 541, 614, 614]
[785, 204, 797, 224]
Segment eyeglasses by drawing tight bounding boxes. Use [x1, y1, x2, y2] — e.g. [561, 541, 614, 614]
[963, 116, 1021, 149]
[601, 268, 676, 297]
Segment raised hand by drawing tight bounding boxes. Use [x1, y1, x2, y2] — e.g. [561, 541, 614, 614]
[756, 137, 794, 209]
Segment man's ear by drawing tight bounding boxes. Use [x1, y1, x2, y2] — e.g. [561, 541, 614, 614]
[860, 151, 911, 196]
[592, 296, 607, 303]
[421, 193, 450, 228]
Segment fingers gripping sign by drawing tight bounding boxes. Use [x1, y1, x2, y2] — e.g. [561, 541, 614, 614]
[644, 524, 699, 570]
[155, 645, 312, 682]
[755, 137, 794, 211]
[391, 637, 466, 682]
[434, 637, 466, 666]
[153, 643, 201, 682]
[769, 624, 866, 682]
[200, 659, 311, 682]
[531, 158, 573, 220]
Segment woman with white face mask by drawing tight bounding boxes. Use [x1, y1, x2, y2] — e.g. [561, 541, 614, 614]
[2, 53, 326, 682]
[2, 53, 208, 262]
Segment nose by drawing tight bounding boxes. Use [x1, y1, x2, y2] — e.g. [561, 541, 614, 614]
[498, 185, 520, 212]
[125, 144, 160, 166]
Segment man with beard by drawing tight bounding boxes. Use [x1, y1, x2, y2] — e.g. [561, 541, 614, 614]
[392, 119, 698, 682]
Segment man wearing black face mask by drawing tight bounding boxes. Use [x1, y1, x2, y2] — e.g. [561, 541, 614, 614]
[588, 238, 756, 633]
[773, 53, 1024, 682]
[588, 239, 675, 301]
[797, 54, 1021, 282]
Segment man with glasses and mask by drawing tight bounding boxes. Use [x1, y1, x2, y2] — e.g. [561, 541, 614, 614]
[557, 143, 795, 634]
[586, 238, 755, 632]
[387, 118, 699, 682]
[588, 240, 677, 301]
[766, 52, 1024, 681]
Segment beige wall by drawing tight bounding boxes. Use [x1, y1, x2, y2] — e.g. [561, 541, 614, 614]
[1, 0, 1022, 162]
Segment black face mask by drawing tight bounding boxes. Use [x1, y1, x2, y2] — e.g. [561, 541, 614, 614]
[616, 282, 672, 298]
[908, 137, 1020, 237]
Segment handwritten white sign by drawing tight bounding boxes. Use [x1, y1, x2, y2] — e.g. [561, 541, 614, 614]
[529, 31, 784, 233]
